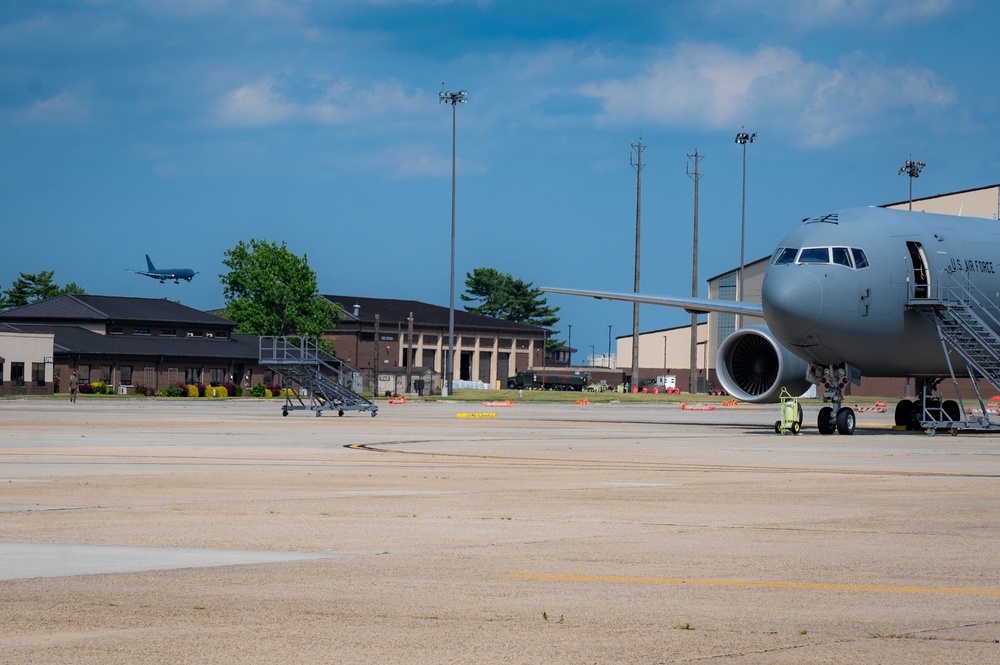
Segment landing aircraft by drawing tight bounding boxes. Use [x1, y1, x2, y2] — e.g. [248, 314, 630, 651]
[128, 255, 198, 284]
[544, 206, 1000, 435]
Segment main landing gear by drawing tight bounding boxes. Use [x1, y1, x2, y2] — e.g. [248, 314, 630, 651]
[810, 364, 855, 435]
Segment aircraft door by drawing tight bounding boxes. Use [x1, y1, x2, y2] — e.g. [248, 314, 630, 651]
[906, 241, 930, 299]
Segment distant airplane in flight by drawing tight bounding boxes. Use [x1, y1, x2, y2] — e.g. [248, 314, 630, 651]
[128, 255, 197, 284]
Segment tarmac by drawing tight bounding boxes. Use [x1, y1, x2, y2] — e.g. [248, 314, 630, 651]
[2, 397, 999, 663]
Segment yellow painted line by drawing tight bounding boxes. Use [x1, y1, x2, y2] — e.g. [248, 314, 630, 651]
[456, 413, 497, 419]
[501, 573, 1000, 596]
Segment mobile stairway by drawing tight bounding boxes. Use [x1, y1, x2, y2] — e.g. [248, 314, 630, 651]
[259, 336, 378, 418]
[906, 271, 1000, 434]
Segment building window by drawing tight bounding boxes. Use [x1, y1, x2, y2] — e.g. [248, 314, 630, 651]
[185, 368, 202, 385]
[0, 360, 4, 385]
[11, 362, 25, 387]
[134, 328, 150, 336]
[160, 330, 176, 337]
[144, 367, 155, 388]
[100, 365, 112, 383]
[209, 368, 225, 386]
[214, 331, 228, 339]
[78, 364, 90, 383]
[120, 366, 133, 386]
[32, 363, 45, 387]
[110, 327, 123, 335]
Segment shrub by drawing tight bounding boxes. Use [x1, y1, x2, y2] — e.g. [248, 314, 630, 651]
[250, 383, 268, 398]
[213, 385, 228, 398]
[134, 385, 152, 396]
[265, 382, 284, 396]
[162, 385, 185, 397]
[186, 384, 200, 398]
[78, 382, 94, 394]
[223, 381, 240, 397]
[91, 381, 108, 395]
[197, 384, 208, 397]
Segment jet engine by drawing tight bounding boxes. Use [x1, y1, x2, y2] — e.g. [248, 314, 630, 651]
[716, 324, 811, 403]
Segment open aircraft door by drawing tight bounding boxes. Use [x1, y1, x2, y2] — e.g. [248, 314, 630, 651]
[906, 241, 930, 299]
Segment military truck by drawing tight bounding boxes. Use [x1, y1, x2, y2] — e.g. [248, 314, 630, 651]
[506, 371, 589, 391]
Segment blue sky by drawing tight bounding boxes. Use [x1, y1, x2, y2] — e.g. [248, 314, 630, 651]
[2, 0, 998, 363]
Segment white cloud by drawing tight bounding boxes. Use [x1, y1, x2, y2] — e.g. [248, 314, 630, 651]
[578, 43, 957, 147]
[215, 76, 433, 128]
[215, 79, 295, 126]
[703, 0, 963, 29]
[18, 92, 88, 125]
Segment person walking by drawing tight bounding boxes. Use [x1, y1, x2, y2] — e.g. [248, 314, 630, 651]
[69, 372, 79, 403]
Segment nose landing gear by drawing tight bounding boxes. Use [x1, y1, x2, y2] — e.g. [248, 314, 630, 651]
[811, 364, 856, 435]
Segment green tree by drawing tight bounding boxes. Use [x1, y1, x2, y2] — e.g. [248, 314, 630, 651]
[219, 239, 341, 338]
[461, 267, 560, 348]
[3, 271, 85, 308]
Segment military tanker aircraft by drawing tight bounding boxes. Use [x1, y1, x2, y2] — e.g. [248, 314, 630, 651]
[544, 206, 1000, 435]
[128, 255, 198, 284]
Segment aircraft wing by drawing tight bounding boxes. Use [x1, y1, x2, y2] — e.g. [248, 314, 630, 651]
[541, 287, 764, 316]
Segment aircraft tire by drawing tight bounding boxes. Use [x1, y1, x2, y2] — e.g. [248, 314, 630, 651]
[943, 399, 961, 423]
[836, 407, 856, 435]
[894, 399, 913, 427]
[817, 406, 835, 435]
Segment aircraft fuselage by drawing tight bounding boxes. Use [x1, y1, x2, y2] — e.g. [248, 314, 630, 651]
[763, 207, 1000, 378]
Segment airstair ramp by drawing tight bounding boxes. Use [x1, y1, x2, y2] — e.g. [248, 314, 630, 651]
[259, 336, 378, 418]
[907, 272, 1000, 433]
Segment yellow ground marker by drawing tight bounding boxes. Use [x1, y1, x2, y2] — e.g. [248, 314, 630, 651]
[501, 573, 1000, 596]
[456, 413, 498, 419]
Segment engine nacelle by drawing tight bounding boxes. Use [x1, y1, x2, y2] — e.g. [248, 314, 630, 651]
[716, 324, 811, 403]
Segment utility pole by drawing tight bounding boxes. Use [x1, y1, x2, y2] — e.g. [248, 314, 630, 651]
[630, 137, 644, 390]
[686, 148, 704, 394]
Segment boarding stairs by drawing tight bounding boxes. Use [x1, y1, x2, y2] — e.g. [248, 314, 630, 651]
[907, 272, 1000, 433]
[259, 336, 378, 418]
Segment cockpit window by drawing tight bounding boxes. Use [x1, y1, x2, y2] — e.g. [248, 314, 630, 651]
[771, 247, 798, 265]
[832, 247, 852, 267]
[771, 245, 869, 269]
[798, 247, 830, 264]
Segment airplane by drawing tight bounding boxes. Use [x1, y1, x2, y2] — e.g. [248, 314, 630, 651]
[544, 206, 1000, 435]
[128, 255, 198, 284]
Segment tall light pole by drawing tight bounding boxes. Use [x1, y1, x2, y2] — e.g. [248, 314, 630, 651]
[439, 88, 467, 396]
[898, 155, 925, 211]
[735, 128, 756, 329]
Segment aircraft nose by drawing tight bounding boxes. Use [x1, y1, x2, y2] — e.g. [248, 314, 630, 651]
[762, 267, 822, 335]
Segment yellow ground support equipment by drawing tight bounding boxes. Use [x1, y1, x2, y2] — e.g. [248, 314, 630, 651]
[774, 387, 802, 435]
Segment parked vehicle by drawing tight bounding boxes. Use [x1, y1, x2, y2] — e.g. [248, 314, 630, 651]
[507, 371, 589, 391]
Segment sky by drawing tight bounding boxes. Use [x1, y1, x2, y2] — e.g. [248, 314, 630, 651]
[3, 0, 999, 365]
